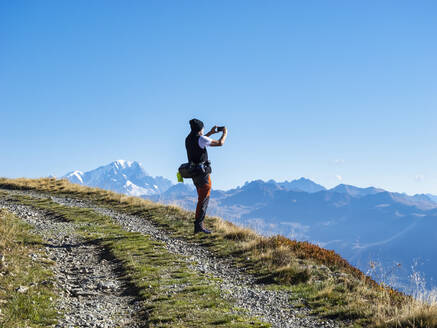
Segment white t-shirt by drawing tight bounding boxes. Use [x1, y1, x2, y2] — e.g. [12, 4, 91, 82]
[198, 135, 212, 149]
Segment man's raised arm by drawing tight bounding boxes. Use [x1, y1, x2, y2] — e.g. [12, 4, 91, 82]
[209, 127, 227, 147]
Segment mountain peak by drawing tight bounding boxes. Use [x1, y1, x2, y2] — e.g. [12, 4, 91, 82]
[112, 160, 139, 169]
[277, 177, 326, 193]
[296, 177, 312, 182]
[240, 178, 325, 194]
[64, 170, 84, 184]
[330, 184, 385, 197]
[62, 160, 172, 196]
[425, 193, 437, 204]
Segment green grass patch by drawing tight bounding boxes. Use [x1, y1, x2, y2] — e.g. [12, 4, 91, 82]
[0, 209, 58, 327]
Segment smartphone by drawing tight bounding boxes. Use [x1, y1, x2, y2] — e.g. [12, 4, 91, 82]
[217, 126, 225, 132]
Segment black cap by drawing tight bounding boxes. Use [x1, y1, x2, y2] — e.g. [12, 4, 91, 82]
[189, 119, 204, 133]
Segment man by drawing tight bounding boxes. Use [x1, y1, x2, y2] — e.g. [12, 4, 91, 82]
[186, 118, 227, 234]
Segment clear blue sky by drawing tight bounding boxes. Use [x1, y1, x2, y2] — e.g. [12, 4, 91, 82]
[1, 1, 436, 194]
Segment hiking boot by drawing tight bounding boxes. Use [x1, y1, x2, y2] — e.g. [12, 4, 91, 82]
[199, 227, 211, 234]
[194, 225, 212, 234]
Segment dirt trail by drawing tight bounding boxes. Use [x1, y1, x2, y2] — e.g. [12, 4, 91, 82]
[0, 199, 144, 328]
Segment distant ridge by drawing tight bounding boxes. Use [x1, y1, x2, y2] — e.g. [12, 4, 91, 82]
[276, 177, 326, 193]
[330, 184, 384, 197]
[425, 193, 437, 204]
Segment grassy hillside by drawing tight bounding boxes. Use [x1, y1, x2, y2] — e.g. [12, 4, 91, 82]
[1, 177, 436, 327]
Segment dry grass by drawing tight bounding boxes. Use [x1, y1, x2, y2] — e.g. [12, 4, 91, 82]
[1, 177, 437, 327]
[212, 217, 258, 241]
[375, 288, 437, 328]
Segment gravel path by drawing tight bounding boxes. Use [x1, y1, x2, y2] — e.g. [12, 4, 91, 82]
[0, 189, 342, 328]
[0, 199, 144, 328]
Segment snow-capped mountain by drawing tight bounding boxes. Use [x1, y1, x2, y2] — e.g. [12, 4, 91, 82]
[63, 160, 173, 197]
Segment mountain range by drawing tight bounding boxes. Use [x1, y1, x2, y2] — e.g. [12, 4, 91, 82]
[63, 160, 437, 293]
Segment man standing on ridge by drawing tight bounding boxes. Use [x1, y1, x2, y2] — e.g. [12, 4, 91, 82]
[186, 118, 227, 234]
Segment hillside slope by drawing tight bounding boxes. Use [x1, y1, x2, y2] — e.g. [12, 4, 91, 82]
[149, 180, 437, 293]
[0, 178, 436, 327]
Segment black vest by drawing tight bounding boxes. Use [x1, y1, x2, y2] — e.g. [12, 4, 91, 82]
[185, 132, 208, 164]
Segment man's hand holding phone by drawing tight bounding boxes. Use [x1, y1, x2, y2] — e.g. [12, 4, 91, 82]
[207, 125, 226, 135]
[205, 124, 227, 146]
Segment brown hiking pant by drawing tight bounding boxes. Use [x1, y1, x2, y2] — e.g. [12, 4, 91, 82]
[193, 173, 211, 227]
